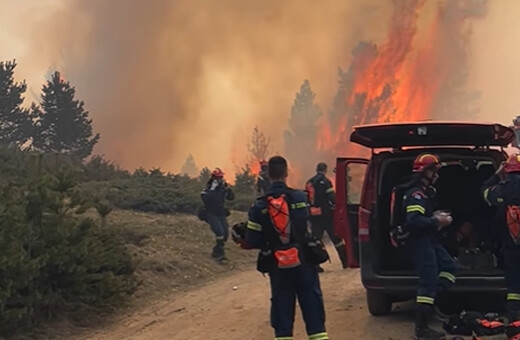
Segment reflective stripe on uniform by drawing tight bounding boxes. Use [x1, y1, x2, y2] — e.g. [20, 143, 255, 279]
[406, 205, 425, 214]
[439, 271, 456, 283]
[216, 236, 224, 240]
[275, 337, 293, 340]
[417, 296, 435, 304]
[309, 332, 329, 340]
[325, 188, 334, 194]
[334, 240, 345, 248]
[247, 220, 262, 231]
[483, 188, 491, 205]
[508, 293, 520, 301]
[290, 202, 308, 209]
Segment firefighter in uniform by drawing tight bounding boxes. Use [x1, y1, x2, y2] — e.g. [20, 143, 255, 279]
[244, 156, 329, 340]
[481, 154, 520, 340]
[306, 162, 348, 271]
[257, 159, 270, 196]
[201, 168, 235, 262]
[405, 154, 456, 340]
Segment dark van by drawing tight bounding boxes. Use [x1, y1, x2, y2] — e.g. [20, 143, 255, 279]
[334, 121, 515, 316]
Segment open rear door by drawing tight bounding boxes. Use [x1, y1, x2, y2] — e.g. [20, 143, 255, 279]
[334, 157, 369, 268]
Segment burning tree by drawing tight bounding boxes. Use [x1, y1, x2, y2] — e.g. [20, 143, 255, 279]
[0, 60, 32, 147]
[247, 126, 270, 173]
[32, 72, 100, 160]
[180, 154, 199, 178]
[284, 79, 322, 181]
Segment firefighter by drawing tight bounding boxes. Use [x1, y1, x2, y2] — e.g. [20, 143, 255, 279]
[481, 154, 520, 340]
[405, 153, 456, 340]
[244, 156, 329, 340]
[256, 159, 270, 196]
[201, 168, 235, 262]
[306, 162, 348, 272]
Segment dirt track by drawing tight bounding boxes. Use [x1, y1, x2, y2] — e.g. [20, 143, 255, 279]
[74, 258, 428, 340]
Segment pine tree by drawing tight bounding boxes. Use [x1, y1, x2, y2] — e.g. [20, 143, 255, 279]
[234, 164, 256, 194]
[0, 60, 32, 147]
[32, 71, 100, 160]
[284, 80, 322, 178]
[198, 167, 211, 185]
[180, 154, 199, 177]
[247, 126, 270, 165]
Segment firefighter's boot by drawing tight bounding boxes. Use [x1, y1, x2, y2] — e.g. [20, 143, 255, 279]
[415, 304, 446, 340]
[211, 239, 225, 261]
[335, 242, 348, 269]
[507, 321, 520, 340]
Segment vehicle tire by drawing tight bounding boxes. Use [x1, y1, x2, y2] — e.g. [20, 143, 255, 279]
[366, 289, 392, 316]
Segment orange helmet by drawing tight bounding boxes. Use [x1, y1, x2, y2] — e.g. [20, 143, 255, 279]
[211, 168, 225, 178]
[412, 153, 441, 173]
[505, 154, 520, 173]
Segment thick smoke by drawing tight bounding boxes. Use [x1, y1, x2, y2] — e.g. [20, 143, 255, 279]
[1, 0, 519, 180]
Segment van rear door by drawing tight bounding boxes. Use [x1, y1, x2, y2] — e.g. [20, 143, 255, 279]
[350, 122, 514, 149]
[335, 157, 369, 268]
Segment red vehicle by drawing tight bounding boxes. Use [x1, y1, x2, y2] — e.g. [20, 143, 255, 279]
[334, 121, 515, 316]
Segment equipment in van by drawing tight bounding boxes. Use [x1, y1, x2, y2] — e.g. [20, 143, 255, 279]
[443, 310, 505, 337]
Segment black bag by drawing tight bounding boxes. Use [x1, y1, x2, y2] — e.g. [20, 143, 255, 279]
[442, 310, 505, 336]
[457, 248, 497, 270]
[303, 236, 330, 265]
[257, 248, 276, 273]
[197, 207, 208, 222]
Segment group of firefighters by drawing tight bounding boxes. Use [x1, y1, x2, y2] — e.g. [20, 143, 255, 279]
[199, 153, 520, 340]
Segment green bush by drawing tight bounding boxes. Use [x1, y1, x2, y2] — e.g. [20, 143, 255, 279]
[0, 160, 136, 337]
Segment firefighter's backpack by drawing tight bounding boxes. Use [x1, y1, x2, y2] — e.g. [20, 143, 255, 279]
[389, 182, 413, 247]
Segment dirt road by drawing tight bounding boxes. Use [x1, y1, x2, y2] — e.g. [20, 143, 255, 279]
[75, 258, 428, 340]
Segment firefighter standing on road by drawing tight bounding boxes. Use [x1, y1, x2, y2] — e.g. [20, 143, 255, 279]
[244, 156, 329, 340]
[201, 168, 235, 262]
[481, 154, 520, 340]
[306, 162, 348, 271]
[405, 154, 456, 340]
[256, 159, 270, 196]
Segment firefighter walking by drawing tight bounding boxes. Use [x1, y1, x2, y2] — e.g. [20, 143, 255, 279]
[306, 162, 348, 271]
[405, 154, 456, 340]
[201, 168, 235, 262]
[242, 156, 329, 340]
[481, 154, 520, 340]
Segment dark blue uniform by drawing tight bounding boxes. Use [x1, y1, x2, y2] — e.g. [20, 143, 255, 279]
[404, 185, 457, 306]
[246, 181, 329, 340]
[482, 173, 520, 322]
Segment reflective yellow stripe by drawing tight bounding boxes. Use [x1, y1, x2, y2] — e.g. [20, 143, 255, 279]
[417, 296, 435, 304]
[406, 205, 425, 214]
[498, 197, 504, 203]
[439, 271, 456, 283]
[275, 337, 293, 340]
[216, 236, 224, 240]
[325, 188, 334, 194]
[290, 202, 307, 209]
[309, 332, 329, 340]
[247, 220, 262, 231]
[483, 188, 491, 205]
[508, 293, 520, 301]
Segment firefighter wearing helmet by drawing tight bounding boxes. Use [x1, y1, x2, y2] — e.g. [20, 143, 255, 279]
[256, 160, 270, 196]
[200, 168, 235, 263]
[482, 154, 520, 340]
[404, 153, 456, 340]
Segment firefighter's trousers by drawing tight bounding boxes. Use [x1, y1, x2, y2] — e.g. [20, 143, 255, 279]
[310, 216, 348, 268]
[504, 246, 520, 322]
[269, 264, 329, 340]
[410, 237, 457, 306]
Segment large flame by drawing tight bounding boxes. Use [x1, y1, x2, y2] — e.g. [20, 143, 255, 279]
[317, 0, 487, 160]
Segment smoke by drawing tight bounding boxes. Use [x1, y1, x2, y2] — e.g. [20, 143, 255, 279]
[0, 0, 519, 180]
[0, 0, 392, 177]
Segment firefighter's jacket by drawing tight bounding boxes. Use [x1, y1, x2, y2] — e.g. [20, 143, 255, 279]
[481, 173, 520, 247]
[403, 185, 438, 238]
[245, 181, 309, 249]
[201, 179, 235, 216]
[306, 173, 335, 217]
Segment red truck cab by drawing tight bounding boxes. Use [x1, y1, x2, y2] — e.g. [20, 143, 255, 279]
[334, 121, 515, 316]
